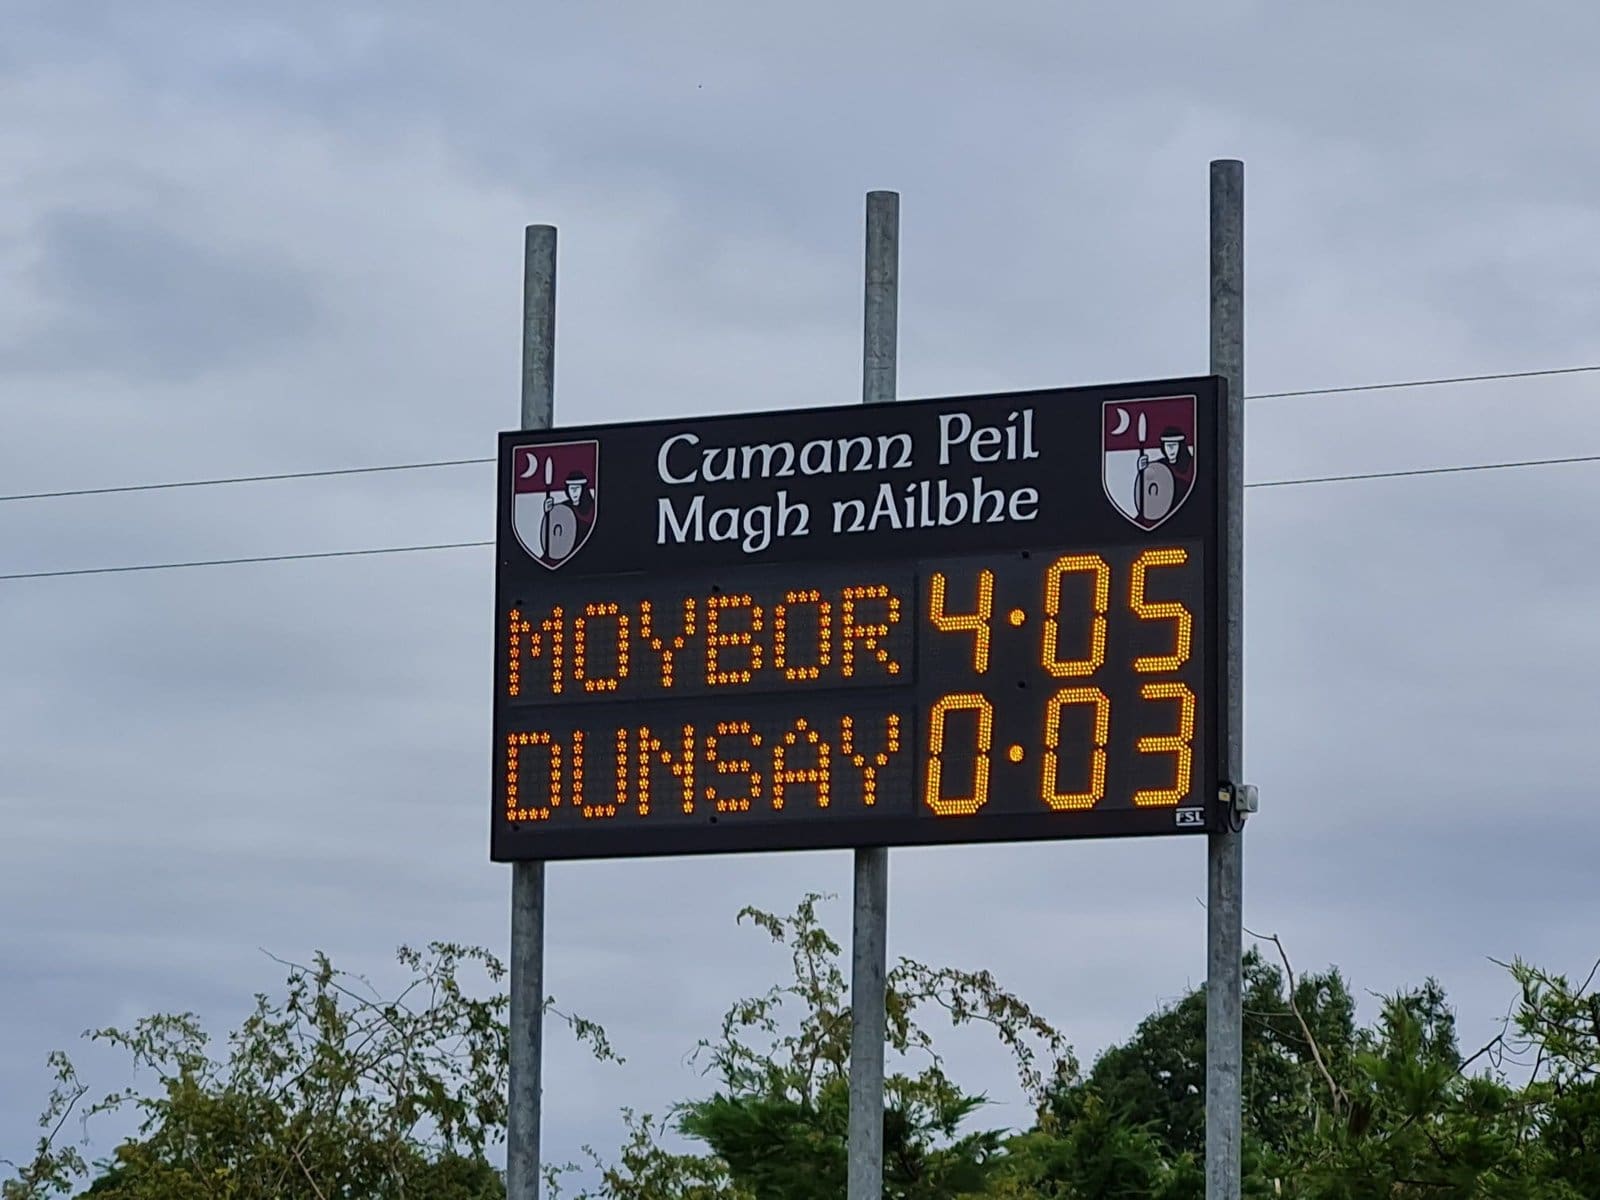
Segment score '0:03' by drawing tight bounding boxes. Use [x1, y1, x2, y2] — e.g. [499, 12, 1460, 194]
[921, 682, 1197, 816]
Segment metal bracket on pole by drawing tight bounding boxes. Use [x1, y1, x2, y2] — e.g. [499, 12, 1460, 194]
[1218, 782, 1259, 819]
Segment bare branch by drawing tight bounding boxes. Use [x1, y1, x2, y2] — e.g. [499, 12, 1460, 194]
[292, 1145, 331, 1200]
[1247, 925, 1345, 1116]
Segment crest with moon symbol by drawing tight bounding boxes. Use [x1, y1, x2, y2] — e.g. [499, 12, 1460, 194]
[1102, 395, 1198, 530]
[510, 440, 600, 569]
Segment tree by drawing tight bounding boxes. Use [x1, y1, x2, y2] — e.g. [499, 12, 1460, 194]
[2, 943, 616, 1200]
[556, 892, 1069, 1200]
[1264, 986, 1533, 1199]
[12, 896, 1600, 1199]
[1031, 939, 1600, 1198]
[1045, 944, 1357, 1167]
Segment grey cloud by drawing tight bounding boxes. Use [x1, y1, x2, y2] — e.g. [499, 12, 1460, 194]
[3, 209, 318, 382]
[7, 0, 1600, 1188]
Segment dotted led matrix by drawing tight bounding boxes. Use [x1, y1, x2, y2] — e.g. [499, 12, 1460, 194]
[497, 564, 917, 830]
[500, 703, 908, 826]
[494, 540, 1210, 851]
[503, 573, 913, 705]
[918, 543, 1203, 821]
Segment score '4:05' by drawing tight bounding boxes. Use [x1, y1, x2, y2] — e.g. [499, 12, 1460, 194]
[923, 547, 1200, 816]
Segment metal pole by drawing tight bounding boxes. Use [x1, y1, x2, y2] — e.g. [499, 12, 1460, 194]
[508, 223, 557, 1200]
[848, 189, 898, 1200]
[1205, 160, 1245, 1200]
[862, 190, 899, 409]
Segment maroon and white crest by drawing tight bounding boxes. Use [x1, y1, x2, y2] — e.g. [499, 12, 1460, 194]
[510, 440, 600, 570]
[1102, 395, 1198, 530]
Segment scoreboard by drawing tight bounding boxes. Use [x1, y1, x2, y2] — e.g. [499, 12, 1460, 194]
[491, 376, 1232, 861]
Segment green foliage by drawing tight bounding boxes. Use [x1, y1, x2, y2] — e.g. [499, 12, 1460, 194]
[1502, 958, 1600, 1197]
[551, 1110, 752, 1200]
[557, 892, 1066, 1200]
[2, 943, 615, 1200]
[986, 1093, 1196, 1199]
[1046, 943, 1357, 1164]
[10, 896, 1600, 1200]
[1264, 990, 1526, 1197]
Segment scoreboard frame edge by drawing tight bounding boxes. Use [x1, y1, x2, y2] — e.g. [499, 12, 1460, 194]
[488, 374, 1235, 862]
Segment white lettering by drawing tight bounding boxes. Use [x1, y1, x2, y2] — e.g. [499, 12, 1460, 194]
[867, 482, 903, 530]
[658, 494, 704, 542]
[799, 439, 834, 476]
[739, 442, 796, 478]
[937, 478, 968, 525]
[776, 490, 810, 539]
[971, 476, 1007, 523]
[1009, 486, 1039, 522]
[702, 447, 737, 482]
[938, 413, 971, 466]
[658, 433, 701, 485]
[1020, 408, 1039, 459]
[708, 505, 740, 542]
[833, 497, 867, 533]
[838, 436, 874, 472]
[660, 432, 914, 485]
[969, 425, 1002, 462]
[877, 433, 913, 470]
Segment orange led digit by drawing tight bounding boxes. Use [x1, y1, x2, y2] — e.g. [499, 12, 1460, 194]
[504, 733, 520, 817]
[541, 608, 567, 695]
[573, 602, 630, 693]
[570, 730, 585, 813]
[706, 593, 764, 686]
[507, 609, 527, 698]
[638, 723, 697, 815]
[705, 720, 763, 813]
[774, 589, 832, 681]
[1041, 687, 1110, 811]
[928, 569, 993, 673]
[1130, 548, 1193, 673]
[772, 718, 832, 810]
[589, 727, 625, 819]
[508, 606, 566, 696]
[841, 585, 904, 678]
[505, 731, 558, 822]
[923, 692, 993, 817]
[1042, 555, 1109, 678]
[1133, 681, 1196, 806]
[839, 712, 902, 807]
[640, 597, 696, 688]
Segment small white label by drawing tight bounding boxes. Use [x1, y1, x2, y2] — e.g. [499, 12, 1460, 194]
[1175, 808, 1205, 827]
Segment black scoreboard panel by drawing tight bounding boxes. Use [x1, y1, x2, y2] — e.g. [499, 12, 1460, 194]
[492, 376, 1231, 861]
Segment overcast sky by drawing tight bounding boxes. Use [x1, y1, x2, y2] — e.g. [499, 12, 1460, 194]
[5, 0, 1600, 1184]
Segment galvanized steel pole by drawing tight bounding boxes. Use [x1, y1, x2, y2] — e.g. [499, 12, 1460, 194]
[1205, 160, 1245, 1200]
[848, 189, 898, 1200]
[862, 191, 899, 409]
[508, 223, 557, 1200]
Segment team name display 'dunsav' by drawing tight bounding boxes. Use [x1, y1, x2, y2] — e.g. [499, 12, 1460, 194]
[491, 376, 1233, 862]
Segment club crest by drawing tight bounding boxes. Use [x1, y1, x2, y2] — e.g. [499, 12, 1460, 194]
[510, 440, 599, 569]
[1102, 396, 1198, 530]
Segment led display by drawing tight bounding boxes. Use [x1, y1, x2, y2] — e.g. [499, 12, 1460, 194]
[491, 376, 1231, 860]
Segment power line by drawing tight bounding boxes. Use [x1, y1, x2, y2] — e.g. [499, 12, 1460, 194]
[1245, 451, 1600, 490]
[4, 448, 1598, 582]
[4, 362, 1598, 505]
[1247, 363, 1600, 400]
[0, 540, 492, 582]
[0, 457, 495, 502]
